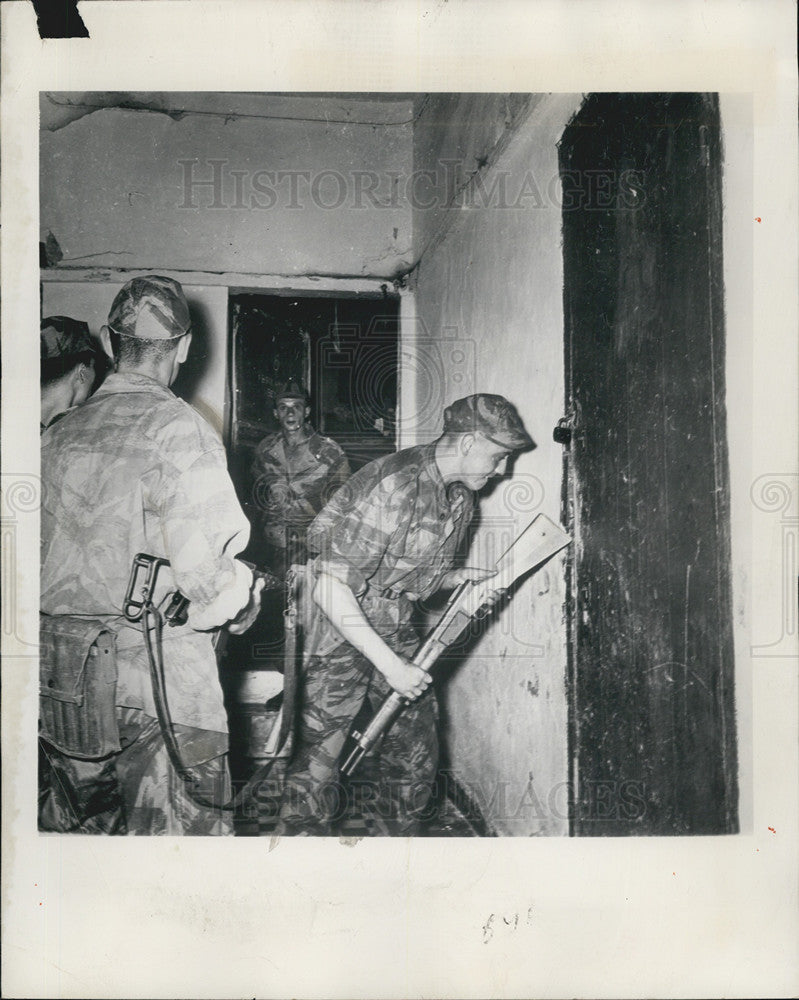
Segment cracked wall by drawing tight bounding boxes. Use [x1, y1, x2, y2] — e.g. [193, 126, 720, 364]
[40, 100, 413, 278]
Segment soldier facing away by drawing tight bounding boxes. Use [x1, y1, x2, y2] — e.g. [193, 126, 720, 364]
[40, 275, 264, 835]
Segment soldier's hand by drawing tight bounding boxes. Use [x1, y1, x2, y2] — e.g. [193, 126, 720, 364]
[227, 575, 266, 635]
[485, 587, 508, 608]
[382, 654, 432, 701]
[475, 587, 508, 619]
[442, 566, 498, 589]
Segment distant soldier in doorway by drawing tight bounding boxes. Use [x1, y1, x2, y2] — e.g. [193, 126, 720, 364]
[251, 380, 351, 580]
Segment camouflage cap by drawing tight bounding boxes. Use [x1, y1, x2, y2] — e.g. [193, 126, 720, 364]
[275, 379, 310, 404]
[443, 393, 534, 451]
[40, 316, 99, 362]
[107, 275, 191, 340]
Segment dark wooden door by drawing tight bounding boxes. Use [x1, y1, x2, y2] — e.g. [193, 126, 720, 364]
[559, 94, 738, 835]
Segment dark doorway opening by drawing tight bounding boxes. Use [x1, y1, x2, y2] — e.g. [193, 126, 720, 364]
[559, 93, 738, 835]
[228, 291, 399, 526]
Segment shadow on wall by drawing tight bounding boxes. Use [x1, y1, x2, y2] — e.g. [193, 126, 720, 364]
[171, 296, 222, 436]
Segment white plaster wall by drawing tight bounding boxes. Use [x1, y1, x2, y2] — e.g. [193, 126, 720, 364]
[719, 94, 756, 833]
[412, 95, 583, 835]
[40, 100, 413, 278]
[411, 93, 542, 261]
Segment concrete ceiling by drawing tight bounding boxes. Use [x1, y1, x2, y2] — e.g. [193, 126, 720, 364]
[40, 91, 421, 132]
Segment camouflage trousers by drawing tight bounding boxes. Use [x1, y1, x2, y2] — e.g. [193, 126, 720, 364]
[276, 629, 439, 836]
[39, 707, 232, 836]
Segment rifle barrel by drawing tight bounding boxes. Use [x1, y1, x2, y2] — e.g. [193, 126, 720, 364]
[340, 691, 405, 776]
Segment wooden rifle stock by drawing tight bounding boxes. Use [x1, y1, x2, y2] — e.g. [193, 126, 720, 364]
[339, 513, 571, 778]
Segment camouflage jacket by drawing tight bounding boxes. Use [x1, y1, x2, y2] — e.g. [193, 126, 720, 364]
[303, 442, 474, 657]
[41, 372, 252, 737]
[250, 427, 350, 547]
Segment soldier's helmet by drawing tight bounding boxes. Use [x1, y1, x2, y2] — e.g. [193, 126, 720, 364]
[107, 275, 191, 340]
[443, 393, 535, 451]
[40, 316, 104, 378]
[275, 380, 310, 405]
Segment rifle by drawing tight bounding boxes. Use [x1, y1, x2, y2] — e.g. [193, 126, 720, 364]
[123, 553, 280, 630]
[339, 512, 571, 777]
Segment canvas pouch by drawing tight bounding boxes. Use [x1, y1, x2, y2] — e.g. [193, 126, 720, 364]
[39, 614, 121, 759]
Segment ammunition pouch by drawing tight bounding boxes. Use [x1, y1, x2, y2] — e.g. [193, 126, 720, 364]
[39, 614, 121, 759]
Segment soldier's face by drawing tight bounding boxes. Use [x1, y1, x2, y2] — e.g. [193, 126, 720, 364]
[275, 399, 309, 432]
[457, 433, 510, 490]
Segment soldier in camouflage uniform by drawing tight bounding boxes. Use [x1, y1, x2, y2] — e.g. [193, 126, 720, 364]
[40, 315, 104, 432]
[276, 394, 534, 835]
[250, 380, 350, 579]
[40, 276, 264, 835]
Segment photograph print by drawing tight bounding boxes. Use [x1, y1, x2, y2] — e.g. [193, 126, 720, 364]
[38, 90, 743, 839]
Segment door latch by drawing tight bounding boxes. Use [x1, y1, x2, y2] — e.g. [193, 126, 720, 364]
[553, 414, 577, 446]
